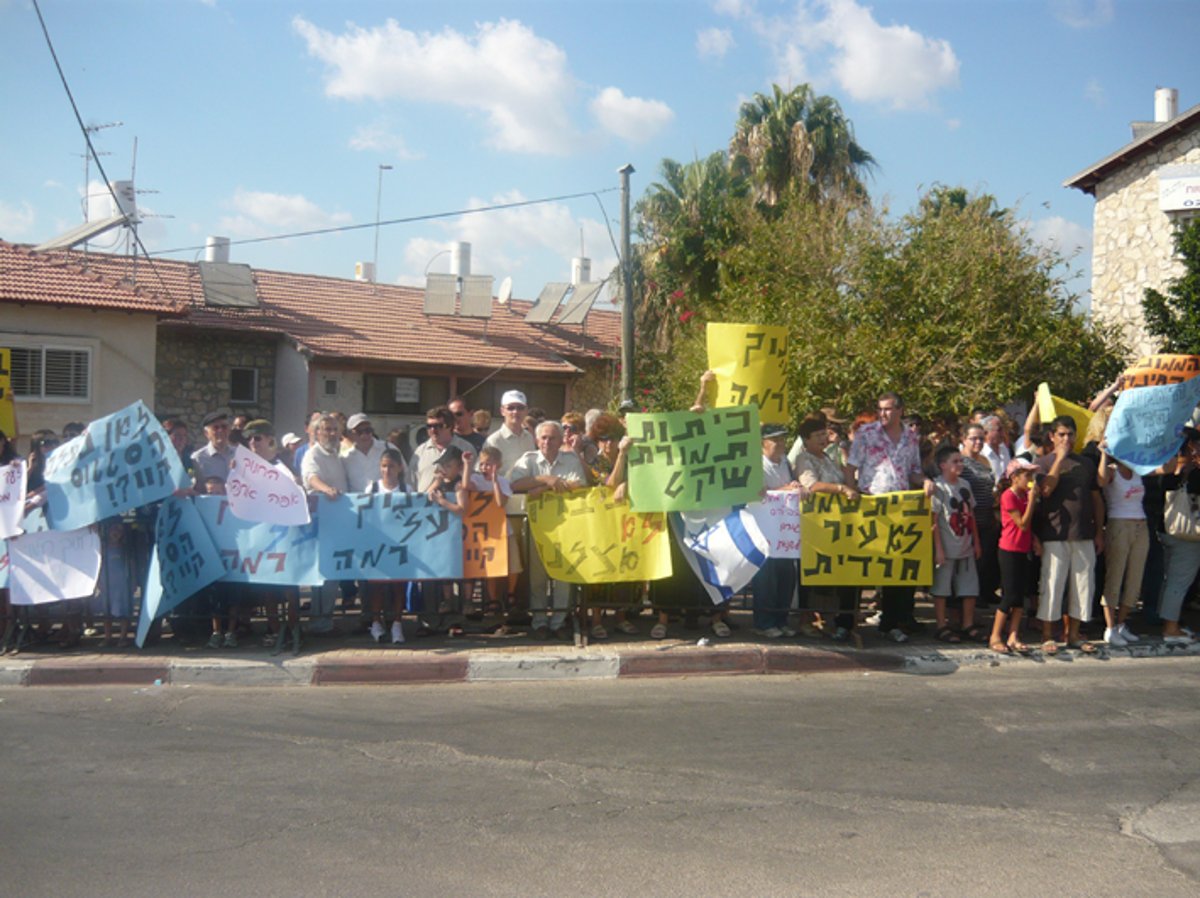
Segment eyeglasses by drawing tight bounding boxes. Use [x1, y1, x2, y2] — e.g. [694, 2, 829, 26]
[562, 424, 576, 433]
[966, 435, 985, 441]
[426, 422, 445, 430]
[249, 434, 270, 442]
[504, 404, 527, 412]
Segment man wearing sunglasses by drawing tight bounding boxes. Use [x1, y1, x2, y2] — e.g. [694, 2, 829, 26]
[448, 396, 485, 452]
[409, 405, 475, 492]
[483, 390, 536, 479]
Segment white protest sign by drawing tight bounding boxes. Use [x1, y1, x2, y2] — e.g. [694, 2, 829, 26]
[226, 445, 310, 526]
[744, 489, 801, 558]
[8, 526, 102, 605]
[0, 459, 27, 539]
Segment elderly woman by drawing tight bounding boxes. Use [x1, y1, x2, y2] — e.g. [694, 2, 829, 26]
[790, 413, 861, 641]
[960, 422, 1000, 619]
[583, 414, 639, 639]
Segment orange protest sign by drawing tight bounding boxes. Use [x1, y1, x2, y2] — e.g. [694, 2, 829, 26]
[462, 490, 508, 579]
[1120, 354, 1200, 389]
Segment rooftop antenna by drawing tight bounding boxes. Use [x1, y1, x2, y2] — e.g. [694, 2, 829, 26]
[79, 120, 122, 255]
[497, 276, 513, 305]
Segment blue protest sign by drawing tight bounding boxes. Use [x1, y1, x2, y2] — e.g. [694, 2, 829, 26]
[1106, 378, 1200, 475]
[317, 492, 463, 581]
[194, 495, 322, 586]
[0, 539, 8, 589]
[136, 496, 224, 648]
[44, 400, 190, 531]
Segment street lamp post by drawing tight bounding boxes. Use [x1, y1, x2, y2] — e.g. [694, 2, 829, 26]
[618, 163, 635, 412]
[373, 163, 393, 284]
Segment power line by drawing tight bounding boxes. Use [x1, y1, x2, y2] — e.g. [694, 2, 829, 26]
[31, 0, 178, 304]
[150, 189, 620, 257]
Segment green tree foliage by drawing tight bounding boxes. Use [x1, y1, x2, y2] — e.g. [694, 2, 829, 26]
[1143, 218, 1200, 353]
[643, 186, 1123, 419]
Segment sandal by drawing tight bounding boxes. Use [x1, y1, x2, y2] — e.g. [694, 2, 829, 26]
[960, 626, 987, 643]
[1008, 639, 1031, 654]
[650, 622, 668, 640]
[1041, 640, 1059, 655]
[1068, 640, 1098, 654]
[935, 627, 961, 643]
[989, 641, 1010, 654]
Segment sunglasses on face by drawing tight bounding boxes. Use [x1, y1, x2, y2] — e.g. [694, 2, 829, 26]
[504, 404, 527, 412]
[426, 422, 446, 430]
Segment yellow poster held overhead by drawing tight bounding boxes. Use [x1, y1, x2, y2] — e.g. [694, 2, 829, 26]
[0, 349, 17, 437]
[706, 323, 789, 424]
[800, 490, 933, 586]
[1036, 383, 1092, 452]
[527, 486, 672, 583]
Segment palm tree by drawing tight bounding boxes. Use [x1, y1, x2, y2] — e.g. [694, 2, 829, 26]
[729, 84, 876, 206]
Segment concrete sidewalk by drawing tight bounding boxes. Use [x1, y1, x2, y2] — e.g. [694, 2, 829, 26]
[3, 618, 1198, 686]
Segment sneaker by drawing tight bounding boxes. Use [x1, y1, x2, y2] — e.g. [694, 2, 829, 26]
[1104, 627, 1127, 647]
[391, 621, 405, 645]
[754, 627, 784, 639]
[885, 627, 908, 643]
[711, 620, 732, 638]
[1163, 634, 1195, 646]
[616, 620, 638, 635]
[650, 622, 668, 640]
[369, 621, 385, 643]
[1180, 626, 1195, 639]
[1117, 623, 1140, 643]
[590, 624, 608, 639]
[865, 611, 883, 627]
[206, 631, 222, 649]
[223, 632, 238, 648]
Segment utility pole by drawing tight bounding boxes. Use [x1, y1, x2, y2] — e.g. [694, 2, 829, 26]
[618, 163, 635, 412]
[373, 163, 393, 288]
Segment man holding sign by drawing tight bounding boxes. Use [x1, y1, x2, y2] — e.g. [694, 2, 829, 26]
[510, 421, 587, 639]
[847, 391, 932, 642]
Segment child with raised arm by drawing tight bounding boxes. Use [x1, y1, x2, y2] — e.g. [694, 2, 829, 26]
[423, 446, 470, 635]
[930, 445, 984, 643]
[468, 446, 515, 630]
[990, 458, 1039, 653]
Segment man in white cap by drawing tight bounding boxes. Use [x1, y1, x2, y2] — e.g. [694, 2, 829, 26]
[343, 412, 404, 492]
[484, 390, 535, 478]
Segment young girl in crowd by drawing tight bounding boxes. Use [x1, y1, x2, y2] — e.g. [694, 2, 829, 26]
[468, 445, 515, 632]
[1098, 444, 1148, 647]
[366, 448, 411, 645]
[990, 458, 1039, 654]
[422, 446, 470, 636]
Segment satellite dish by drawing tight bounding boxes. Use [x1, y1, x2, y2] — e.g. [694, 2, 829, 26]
[497, 276, 513, 305]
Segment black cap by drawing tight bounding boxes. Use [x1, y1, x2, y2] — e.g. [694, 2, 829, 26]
[201, 410, 230, 428]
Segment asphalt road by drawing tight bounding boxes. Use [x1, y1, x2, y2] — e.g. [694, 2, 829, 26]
[2, 660, 1198, 898]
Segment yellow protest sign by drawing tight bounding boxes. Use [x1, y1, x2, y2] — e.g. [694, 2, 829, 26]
[527, 486, 672, 583]
[0, 349, 16, 437]
[1036, 383, 1092, 452]
[706, 323, 788, 424]
[462, 490, 508, 579]
[1120, 354, 1200, 389]
[800, 490, 933, 586]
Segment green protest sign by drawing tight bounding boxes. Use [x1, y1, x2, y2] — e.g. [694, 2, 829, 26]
[626, 407, 763, 512]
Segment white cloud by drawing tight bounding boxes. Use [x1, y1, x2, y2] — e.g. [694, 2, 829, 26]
[819, 0, 960, 109]
[946, 118, 961, 131]
[740, 0, 959, 110]
[1052, 0, 1115, 29]
[348, 121, 421, 160]
[396, 190, 617, 300]
[1028, 215, 1091, 257]
[1084, 78, 1106, 108]
[589, 88, 674, 143]
[0, 200, 35, 236]
[697, 27, 735, 60]
[293, 16, 579, 155]
[218, 188, 352, 237]
[713, 0, 755, 18]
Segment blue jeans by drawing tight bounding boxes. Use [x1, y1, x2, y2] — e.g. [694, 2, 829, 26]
[751, 558, 795, 630]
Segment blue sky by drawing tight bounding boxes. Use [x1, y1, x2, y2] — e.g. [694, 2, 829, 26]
[1, 0, 1197, 309]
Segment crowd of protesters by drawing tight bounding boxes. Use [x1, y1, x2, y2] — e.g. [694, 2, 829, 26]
[2, 369, 1199, 658]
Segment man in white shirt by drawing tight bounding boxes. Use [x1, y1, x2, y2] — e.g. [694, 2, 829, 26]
[483, 390, 535, 477]
[510, 421, 587, 638]
[980, 415, 1012, 482]
[342, 412, 402, 493]
[300, 413, 348, 633]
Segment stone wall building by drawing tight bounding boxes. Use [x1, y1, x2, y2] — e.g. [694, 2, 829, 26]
[1066, 88, 1200, 358]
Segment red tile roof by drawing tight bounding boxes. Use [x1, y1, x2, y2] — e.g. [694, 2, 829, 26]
[1, 243, 621, 376]
[0, 240, 185, 315]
